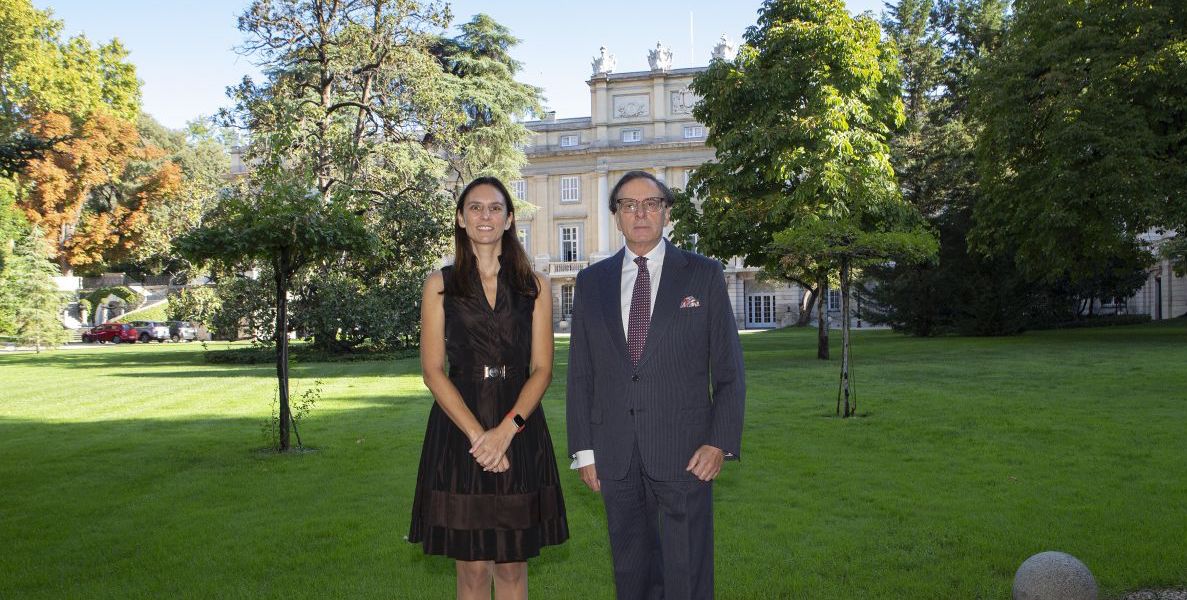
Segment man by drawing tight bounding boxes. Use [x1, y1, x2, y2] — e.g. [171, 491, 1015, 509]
[566, 170, 746, 600]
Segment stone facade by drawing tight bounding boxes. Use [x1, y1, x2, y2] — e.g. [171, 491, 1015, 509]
[1125, 232, 1186, 320]
[517, 53, 842, 331]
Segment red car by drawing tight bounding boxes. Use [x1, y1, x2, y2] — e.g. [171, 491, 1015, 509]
[81, 323, 139, 344]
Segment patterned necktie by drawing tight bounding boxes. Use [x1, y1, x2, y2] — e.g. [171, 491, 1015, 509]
[627, 256, 651, 366]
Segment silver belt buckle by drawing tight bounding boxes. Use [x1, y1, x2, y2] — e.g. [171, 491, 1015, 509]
[483, 365, 506, 379]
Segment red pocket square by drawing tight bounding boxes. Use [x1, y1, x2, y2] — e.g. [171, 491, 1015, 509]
[680, 296, 701, 308]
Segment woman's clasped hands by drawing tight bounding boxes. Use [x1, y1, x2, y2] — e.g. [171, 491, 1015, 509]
[469, 422, 515, 473]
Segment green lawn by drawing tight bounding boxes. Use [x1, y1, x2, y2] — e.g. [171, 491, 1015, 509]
[1, 322, 1185, 599]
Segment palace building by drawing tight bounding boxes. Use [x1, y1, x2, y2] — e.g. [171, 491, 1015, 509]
[516, 40, 822, 331]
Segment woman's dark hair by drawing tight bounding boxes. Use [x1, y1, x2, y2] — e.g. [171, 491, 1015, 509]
[444, 176, 538, 298]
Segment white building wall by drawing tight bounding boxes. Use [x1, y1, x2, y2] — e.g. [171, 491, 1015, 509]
[1131, 259, 1186, 320]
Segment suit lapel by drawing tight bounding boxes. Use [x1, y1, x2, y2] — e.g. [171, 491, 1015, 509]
[637, 240, 689, 370]
[598, 249, 630, 365]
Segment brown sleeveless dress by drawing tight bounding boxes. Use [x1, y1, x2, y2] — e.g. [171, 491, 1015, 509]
[408, 263, 569, 562]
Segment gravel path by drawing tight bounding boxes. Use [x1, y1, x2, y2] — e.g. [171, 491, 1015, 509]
[1120, 590, 1187, 600]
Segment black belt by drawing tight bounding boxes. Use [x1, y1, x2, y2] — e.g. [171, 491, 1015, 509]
[449, 364, 530, 380]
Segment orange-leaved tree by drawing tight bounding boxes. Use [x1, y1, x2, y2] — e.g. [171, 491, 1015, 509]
[17, 110, 181, 275]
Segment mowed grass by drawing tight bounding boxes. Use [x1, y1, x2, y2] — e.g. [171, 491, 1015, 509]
[1, 322, 1185, 599]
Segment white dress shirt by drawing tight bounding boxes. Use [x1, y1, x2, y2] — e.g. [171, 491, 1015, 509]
[571, 240, 666, 469]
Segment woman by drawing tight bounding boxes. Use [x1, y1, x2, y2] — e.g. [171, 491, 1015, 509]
[409, 177, 569, 599]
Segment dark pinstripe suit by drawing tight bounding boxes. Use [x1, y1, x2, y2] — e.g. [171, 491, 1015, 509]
[567, 239, 746, 599]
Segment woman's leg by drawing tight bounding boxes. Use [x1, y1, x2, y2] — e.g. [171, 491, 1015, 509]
[456, 560, 494, 600]
[493, 561, 528, 600]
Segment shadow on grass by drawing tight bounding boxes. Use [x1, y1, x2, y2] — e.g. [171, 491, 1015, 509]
[107, 368, 277, 379]
[0, 348, 421, 379]
[0, 410, 583, 598]
[0, 347, 213, 370]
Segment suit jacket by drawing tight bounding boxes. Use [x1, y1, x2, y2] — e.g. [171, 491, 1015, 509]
[566, 240, 746, 482]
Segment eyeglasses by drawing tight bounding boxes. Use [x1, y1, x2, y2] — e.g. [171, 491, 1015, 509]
[616, 197, 667, 214]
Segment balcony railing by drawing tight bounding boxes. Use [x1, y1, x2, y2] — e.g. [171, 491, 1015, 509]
[548, 261, 588, 276]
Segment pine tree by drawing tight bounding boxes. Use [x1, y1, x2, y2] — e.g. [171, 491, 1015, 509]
[0, 228, 68, 351]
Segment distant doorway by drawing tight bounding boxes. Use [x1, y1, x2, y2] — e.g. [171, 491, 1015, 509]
[1155, 276, 1163, 320]
[746, 294, 776, 329]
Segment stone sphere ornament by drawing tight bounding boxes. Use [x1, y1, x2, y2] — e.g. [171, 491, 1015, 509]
[1012, 551, 1099, 600]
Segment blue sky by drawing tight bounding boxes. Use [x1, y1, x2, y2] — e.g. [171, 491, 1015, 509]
[32, 0, 887, 130]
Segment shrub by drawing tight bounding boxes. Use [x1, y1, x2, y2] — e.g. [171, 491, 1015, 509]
[210, 273, 275, 341]
[1031, 314, 1153, 330]
[167, 286, 220, 326]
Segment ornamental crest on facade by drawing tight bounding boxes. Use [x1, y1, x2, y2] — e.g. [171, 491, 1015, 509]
[670, 88, 698, 115]
[591, 46, 615, 76]
[614, 94, 650, 118]
[647, 42, 673, 72]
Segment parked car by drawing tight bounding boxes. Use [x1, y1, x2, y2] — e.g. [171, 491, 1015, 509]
[81, 323, 139, 344]
[129, 321, 171, 343]
[168, 321, 197, 342]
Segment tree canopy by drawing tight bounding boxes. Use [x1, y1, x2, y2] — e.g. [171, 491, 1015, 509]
[674, 0, 907, 274]
[972, 0, 1186, 285]
[1, 0, 140, 174]
[673, 0, 931, 366]
[182, 1, 539, 450]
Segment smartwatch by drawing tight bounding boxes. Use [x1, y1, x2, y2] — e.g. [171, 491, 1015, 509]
[507, 412, 526, 433]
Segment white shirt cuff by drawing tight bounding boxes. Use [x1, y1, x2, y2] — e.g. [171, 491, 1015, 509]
[569, 450, 595, 470]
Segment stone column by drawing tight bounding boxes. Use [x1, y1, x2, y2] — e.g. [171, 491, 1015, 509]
[530, 175, 551, 264]
[653, 166, 673, 239]
[591, 78, 609, 145]
[597, 167, 610, 254]
[1164, 260, 1174, 320]
[652, 75, 667, 141]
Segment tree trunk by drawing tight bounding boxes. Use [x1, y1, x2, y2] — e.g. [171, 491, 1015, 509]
[274, 252, 291, 452]
[838, 258, 854, 418]
[796, 285, 819, 326]
[817, 279, 829, 360]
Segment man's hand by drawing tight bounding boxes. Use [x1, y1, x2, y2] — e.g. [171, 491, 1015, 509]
[579, 464, 601, 492]
[686, 445, 725, 482]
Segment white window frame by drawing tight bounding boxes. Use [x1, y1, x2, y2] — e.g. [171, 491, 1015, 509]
[559, 134, 579, 147]
[560, 284, 576, 321]
[683, 125, 704, 139]
[828, 289, 841, 311]
[621, 128, 642, 143]
[510, 180, 526, 202]
[746, 294, 777, 328]
[560, 176, 580, 203]
[559, 223, 582, 262]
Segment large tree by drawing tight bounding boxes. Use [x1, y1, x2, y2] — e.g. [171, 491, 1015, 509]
[185, 1, 535, 450]
[188, 0, 450, 451]
[291, 12, 541, 354]
[123, 115, 231, 277]
[433, 13, 542, 191]
[2, 0, 148, 276]
[1, 0, 139, 175]
[971, 0, 1186, 288]
[863, 0, 1047, 336]
[17, 110, 182, 275]
[672, 0, 921, 364]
